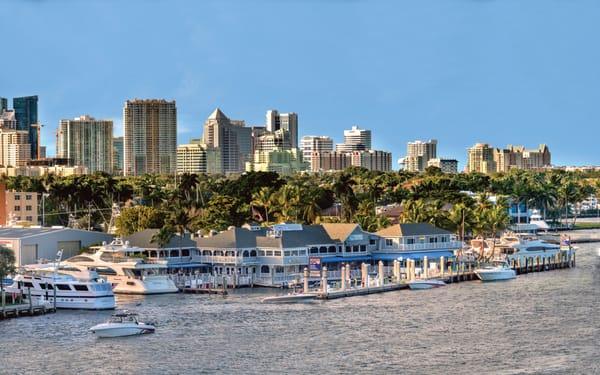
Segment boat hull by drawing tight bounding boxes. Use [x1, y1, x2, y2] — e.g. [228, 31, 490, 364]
[90, 323, 155, 338]
[262, 294, 317, 304]
[408, 280, 446, 290]
[475, 270, 516, 281]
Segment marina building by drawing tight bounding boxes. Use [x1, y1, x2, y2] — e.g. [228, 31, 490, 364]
[57, 115, 113, 174]
[123, 99, 177, 176]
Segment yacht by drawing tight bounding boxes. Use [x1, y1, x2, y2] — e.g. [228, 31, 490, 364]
[470, 233, 560, 264]
[90, 311, 155, 338]
[64, 239, 178, 295]
[6, 263, 116, 310]
[474, 261, 516, 282]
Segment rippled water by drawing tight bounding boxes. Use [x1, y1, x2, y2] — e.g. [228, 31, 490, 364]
[2, 242, 599, 374]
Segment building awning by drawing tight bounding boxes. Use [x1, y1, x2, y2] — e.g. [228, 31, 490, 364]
[372, 251, 455, 261]
[320, 255, 373, 263]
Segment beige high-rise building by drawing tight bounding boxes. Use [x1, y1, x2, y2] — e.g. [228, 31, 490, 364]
[177, 141, 221, 174]
[202, 108, 251, 174]
[123, 99, 177, 176]
[466, 143, 496, 173]
[350, 150, 392, 172]
[310, 151, 352, 172]
[57, 115, 113, 173]
[336, 125, 371, 152]
[402, 139, 437, 172]
[0, 129, 31, 167]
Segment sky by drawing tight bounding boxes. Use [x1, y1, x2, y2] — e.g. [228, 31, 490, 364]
[2, 0, 600, 168]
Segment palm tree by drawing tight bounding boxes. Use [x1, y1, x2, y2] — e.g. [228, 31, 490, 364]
[151, 226, 174, 248]
[401, 199, 427, 223]
[251, 187, 273, 223]
[330, 173, 358, 222]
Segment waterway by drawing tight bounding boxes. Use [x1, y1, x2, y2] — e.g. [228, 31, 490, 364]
[1, 242, 599, 374]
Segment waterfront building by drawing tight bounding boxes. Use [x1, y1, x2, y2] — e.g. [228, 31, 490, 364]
[177, 142, 221, 174]
[0, 227, 112, 267]
[57, 115, 113, 174]
[400, 139, 437, 172]
[466, 143, 496, 173]
[13, 96, 40, 159]
[336, 125, 371, 152]
[112, 136, 123, 175]
[0, 129, 31, 167]
[427, 158, 458, 173]
[245, 148, 307, 175]
[266, 110, 298, 149]
[350, 150, 392, 172]
[202, 108, 251, 175]
[0, 183, 38, 226]
[123, 99, 177, 176]
[300, 136, 333, 170]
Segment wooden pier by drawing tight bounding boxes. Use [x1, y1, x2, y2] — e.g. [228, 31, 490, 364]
[181, 287, 228, 295]
[1, 303, 56, 320]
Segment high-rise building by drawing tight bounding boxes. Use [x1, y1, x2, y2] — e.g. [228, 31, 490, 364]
[0, 129, 31, 167]
[300, 136, 333, 170]
[39, 146, 46, 159]
[112, 136, 124, 175]
[266, 110, 298, 148]
[254, 129, 292, 152]
[350, 150, 392, 172]
[202, 108, 251, 174]
[245, 148, 306, 175]
[13, 96, 39, 159]
[466, 143, 496, 173]
[123, 99, 177, 176]
[336, 126, 371, 152]
[0, 98, 7, 113]
[310, 151, 352, 172]
[0, 110, 17, 130]
[402, 139, 437, 172]
[177, 141, 221, 174]
[57, 115, 113, 173]
[427, 158, 458, 173]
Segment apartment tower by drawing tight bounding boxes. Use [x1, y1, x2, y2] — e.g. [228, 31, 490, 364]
[57, 115, 113, 173]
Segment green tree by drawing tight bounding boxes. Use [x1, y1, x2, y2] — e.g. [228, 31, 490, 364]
[0, 246, 16, 294]
[115, 206, 165, 236]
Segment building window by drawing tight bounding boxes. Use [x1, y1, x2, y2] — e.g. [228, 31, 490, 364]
[429, 237, 438, 243]
[406, 238, 415, 245]
[14, 195, 20, 200]
[26, 205, 32, 211]
[352, 245, 359, 252]
[14, 206, 20, 211]
[360, 245, 366, 252]
[25, 195, 32, 200]
[385, 239, 393, 247]
[369, 239, 376, 245]
[26, 216, 33, 222]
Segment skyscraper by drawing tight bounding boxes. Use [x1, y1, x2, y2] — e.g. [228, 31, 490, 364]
[336, 126, 371, 152]
[300, 136, 333, 170]
[57, 115, 113, 173]
[466, 143, 496, 173]
[202, 108, 251, 174]
[0, 129, 31, 167]
[0, 98, 7, 113]
[112, 136, 124, 175]
[123, 99, 177, 176]
[13, 95, 39, 159]
[402, 139, 437, 172]
[266, 110, 298, 148]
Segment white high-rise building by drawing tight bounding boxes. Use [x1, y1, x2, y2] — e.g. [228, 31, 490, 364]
[300, 136, 333, 170]
[336, 126, 371, 152]
[402, 139, 437, 172]
[123, 99, 177, 176]
[57, 115, 113, 173]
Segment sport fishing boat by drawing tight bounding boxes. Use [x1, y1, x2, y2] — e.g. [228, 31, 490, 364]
[6, 252, 115, 310]
[64, 238, 178, 295]
[408, 279, 446, 290]
[474, 261, 516, 282]
[90, 311, 155, 338]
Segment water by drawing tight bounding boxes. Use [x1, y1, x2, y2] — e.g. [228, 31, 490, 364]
[2, 243, 599, 374]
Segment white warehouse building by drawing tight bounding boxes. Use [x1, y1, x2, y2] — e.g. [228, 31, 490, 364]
[0, 227, 113, 266]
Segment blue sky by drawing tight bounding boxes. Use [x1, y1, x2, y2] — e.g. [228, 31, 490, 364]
[2, 0, 599, 168]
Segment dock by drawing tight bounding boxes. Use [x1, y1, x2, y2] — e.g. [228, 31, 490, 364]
[181, 287, 228, 295]
[1, 302, 56, 320]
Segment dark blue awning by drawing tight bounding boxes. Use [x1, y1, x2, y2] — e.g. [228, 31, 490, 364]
[372, 251, 455, 261]
[320, 255, 373, 263]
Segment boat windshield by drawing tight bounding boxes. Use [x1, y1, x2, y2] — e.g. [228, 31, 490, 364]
[109, 315, 138, 324]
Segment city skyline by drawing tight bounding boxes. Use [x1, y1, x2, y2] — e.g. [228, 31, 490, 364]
[2, 0, 600, 168]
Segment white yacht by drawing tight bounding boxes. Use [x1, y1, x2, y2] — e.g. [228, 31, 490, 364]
[474, 261, 516, 282]
[470, 234, 560, 264]
[6, 263, 116, 310]
[64, 239, 178, 295]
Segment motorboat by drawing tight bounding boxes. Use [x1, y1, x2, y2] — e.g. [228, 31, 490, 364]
[90, 311, 155, 338]
[408, 279, 446, 290]
[261, 293, 317, 304]
[6, 251, 115, 310]
[474, 261, 516, 282]
[469, 233, 560, 264]
[64, 238, 178, 295]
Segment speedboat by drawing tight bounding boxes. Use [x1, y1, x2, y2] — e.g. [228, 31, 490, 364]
[64, 238, 178, 295]
[90, 312, 155, 338]
[408, 279, 446, 290]
[261, 293, 317, 304]
[474, 261, 516, 282]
